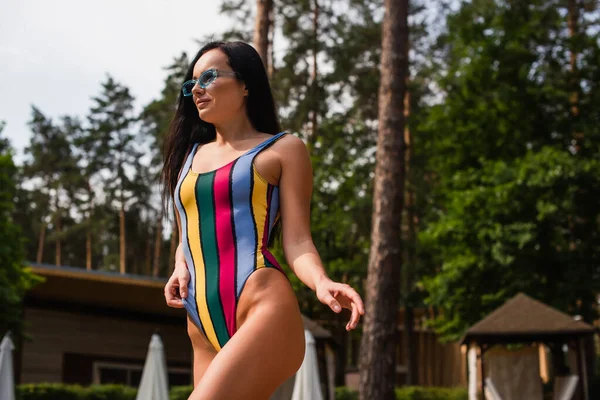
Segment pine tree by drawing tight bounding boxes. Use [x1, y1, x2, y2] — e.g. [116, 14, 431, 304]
[0, 123, 43, 341]
[359, 0, 409, 398]
[140, 53, 189, 276]
[254, 0, 274, 70]
[87, 75, 140, 274]
[23, 107, 78, 266]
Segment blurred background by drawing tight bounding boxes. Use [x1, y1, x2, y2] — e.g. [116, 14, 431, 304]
[1, 0, 599, 399]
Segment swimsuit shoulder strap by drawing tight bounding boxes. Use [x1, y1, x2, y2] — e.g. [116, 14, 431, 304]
[177, 142, 200, 182]
[246, 131, 288, 158]
[185, 143, 200, 169]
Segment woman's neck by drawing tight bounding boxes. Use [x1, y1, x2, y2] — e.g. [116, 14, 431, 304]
[212, 115, 257, 145]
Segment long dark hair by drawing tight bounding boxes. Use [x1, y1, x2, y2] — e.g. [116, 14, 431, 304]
[161, 41, 282, 240]
[160, 41, 280, 209]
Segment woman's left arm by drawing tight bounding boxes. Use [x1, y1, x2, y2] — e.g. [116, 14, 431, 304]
[278, 135, 365, 331]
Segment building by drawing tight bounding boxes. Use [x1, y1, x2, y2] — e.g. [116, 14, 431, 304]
[17, 263, 335, 394]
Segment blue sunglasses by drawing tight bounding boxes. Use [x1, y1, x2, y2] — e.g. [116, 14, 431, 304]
[182, 68, 242, 97]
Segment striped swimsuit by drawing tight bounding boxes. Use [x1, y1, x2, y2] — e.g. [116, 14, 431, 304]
[174, 131, 289, 351]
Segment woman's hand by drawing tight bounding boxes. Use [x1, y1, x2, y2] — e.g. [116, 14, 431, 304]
[164, 261, 190, 308]
[316, 278, 365, 331]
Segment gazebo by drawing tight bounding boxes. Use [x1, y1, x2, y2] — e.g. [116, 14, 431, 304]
[460, 293, 597, 400]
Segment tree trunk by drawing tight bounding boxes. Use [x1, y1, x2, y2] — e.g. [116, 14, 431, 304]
[36, 221, 46, 264]
[268, 12, 276, 78]
[55, 210, 61, 266]
[403, 83, 418, 385]
[568, 0, 582, 153]
[358, 0, 409, 399]
[86, 184, 94, 271]
[145, 226, 152, 276]
[308, 0, 320, 148]
[253, 0, 273, 71]
[567, 0, 583, 257]
[120, 204, 126, 274]
[86, 230, 92, 271]
[404, 306, 417, 385]
[152, 208, 164, 277]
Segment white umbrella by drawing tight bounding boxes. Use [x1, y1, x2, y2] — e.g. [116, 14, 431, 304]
[291, 329, 323, 400]
[0, 332, 16, 400]
[136, 333, 169, 400]
[270, 374, 296, 400]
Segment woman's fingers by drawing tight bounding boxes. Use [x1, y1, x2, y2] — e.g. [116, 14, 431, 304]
[179, 272, 189, 299]
[337, 285, 363, 330]
[340, 285, 365, 313]
[164, 274, 185, 308]
[316, 280, 365, 328]
[164, 264, 191, 308]
[320, 288, 342, 313]
[347, 302, 359, 331]
[350, 288, 365, 315]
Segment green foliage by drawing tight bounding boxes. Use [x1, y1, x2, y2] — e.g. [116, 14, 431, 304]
[87, 75, 142, 209]
[335, 386, 468, 400]
[169, 385, 193, 400]
[218, 0, 253, 41]
[418, 0, 600, 341]
[16, 383, 137, 400]
[19, 108, 87, 268]
[84, 384, 137, 400]
[0, 126, 44, 341]
[422, 148, 600, 340]
[17, 383, 86, 400]
[395, 386, 467, 400]
[139, 52, 189, 167]
[85, 75, 149, 272]
[15, 384, 195, 400]
[335, 386, 359, 400]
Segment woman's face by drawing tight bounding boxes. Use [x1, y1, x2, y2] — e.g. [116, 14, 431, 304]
[191, 49, 247, 124]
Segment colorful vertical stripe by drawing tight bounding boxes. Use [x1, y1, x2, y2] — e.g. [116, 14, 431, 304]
[175, 131, 291, 351]
[251, 170, 269, 271]
[180, 171, 221, 349]
[268, 187, 280, 238]
[174, 144, 204, 334]
[214, 163, 237, 337]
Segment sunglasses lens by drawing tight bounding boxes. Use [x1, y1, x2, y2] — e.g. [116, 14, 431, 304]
[182, 80, 196, 96]
[199, 70, 217, 87]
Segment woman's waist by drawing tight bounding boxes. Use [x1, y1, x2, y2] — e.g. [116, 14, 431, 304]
[186, 258, 280, 273]
[181, 239, 275, 259]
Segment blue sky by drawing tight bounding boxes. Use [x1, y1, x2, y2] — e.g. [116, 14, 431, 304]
[1, 0, 229, 163]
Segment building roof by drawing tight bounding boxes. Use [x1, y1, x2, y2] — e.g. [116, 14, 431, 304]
[301, 315, 332, 339]
[26, 262, 178, 319]
[461, 293, 596, 345]
[25, 263, 332, 338]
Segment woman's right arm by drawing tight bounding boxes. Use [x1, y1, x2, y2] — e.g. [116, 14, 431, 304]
[164, 154, 192, 308]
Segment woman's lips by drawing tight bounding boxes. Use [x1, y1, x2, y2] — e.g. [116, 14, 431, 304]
[196, 99, 210, 108]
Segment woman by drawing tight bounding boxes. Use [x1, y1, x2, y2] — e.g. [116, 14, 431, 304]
[161, 41, 365, 400]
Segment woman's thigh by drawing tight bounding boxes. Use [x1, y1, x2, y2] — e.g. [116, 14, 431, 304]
[187, 315, 218, 386]
[189, 269, 305, 400]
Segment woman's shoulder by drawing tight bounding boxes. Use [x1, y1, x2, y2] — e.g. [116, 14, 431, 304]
[276, 131, 308, 154]
[273, 132, 311, 169]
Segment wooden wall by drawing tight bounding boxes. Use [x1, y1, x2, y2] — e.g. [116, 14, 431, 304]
[344, 309, 467, 391]
[395, 329, 466, 387]
[395, 308, 467, 388]
[19, 306, 192, 383]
